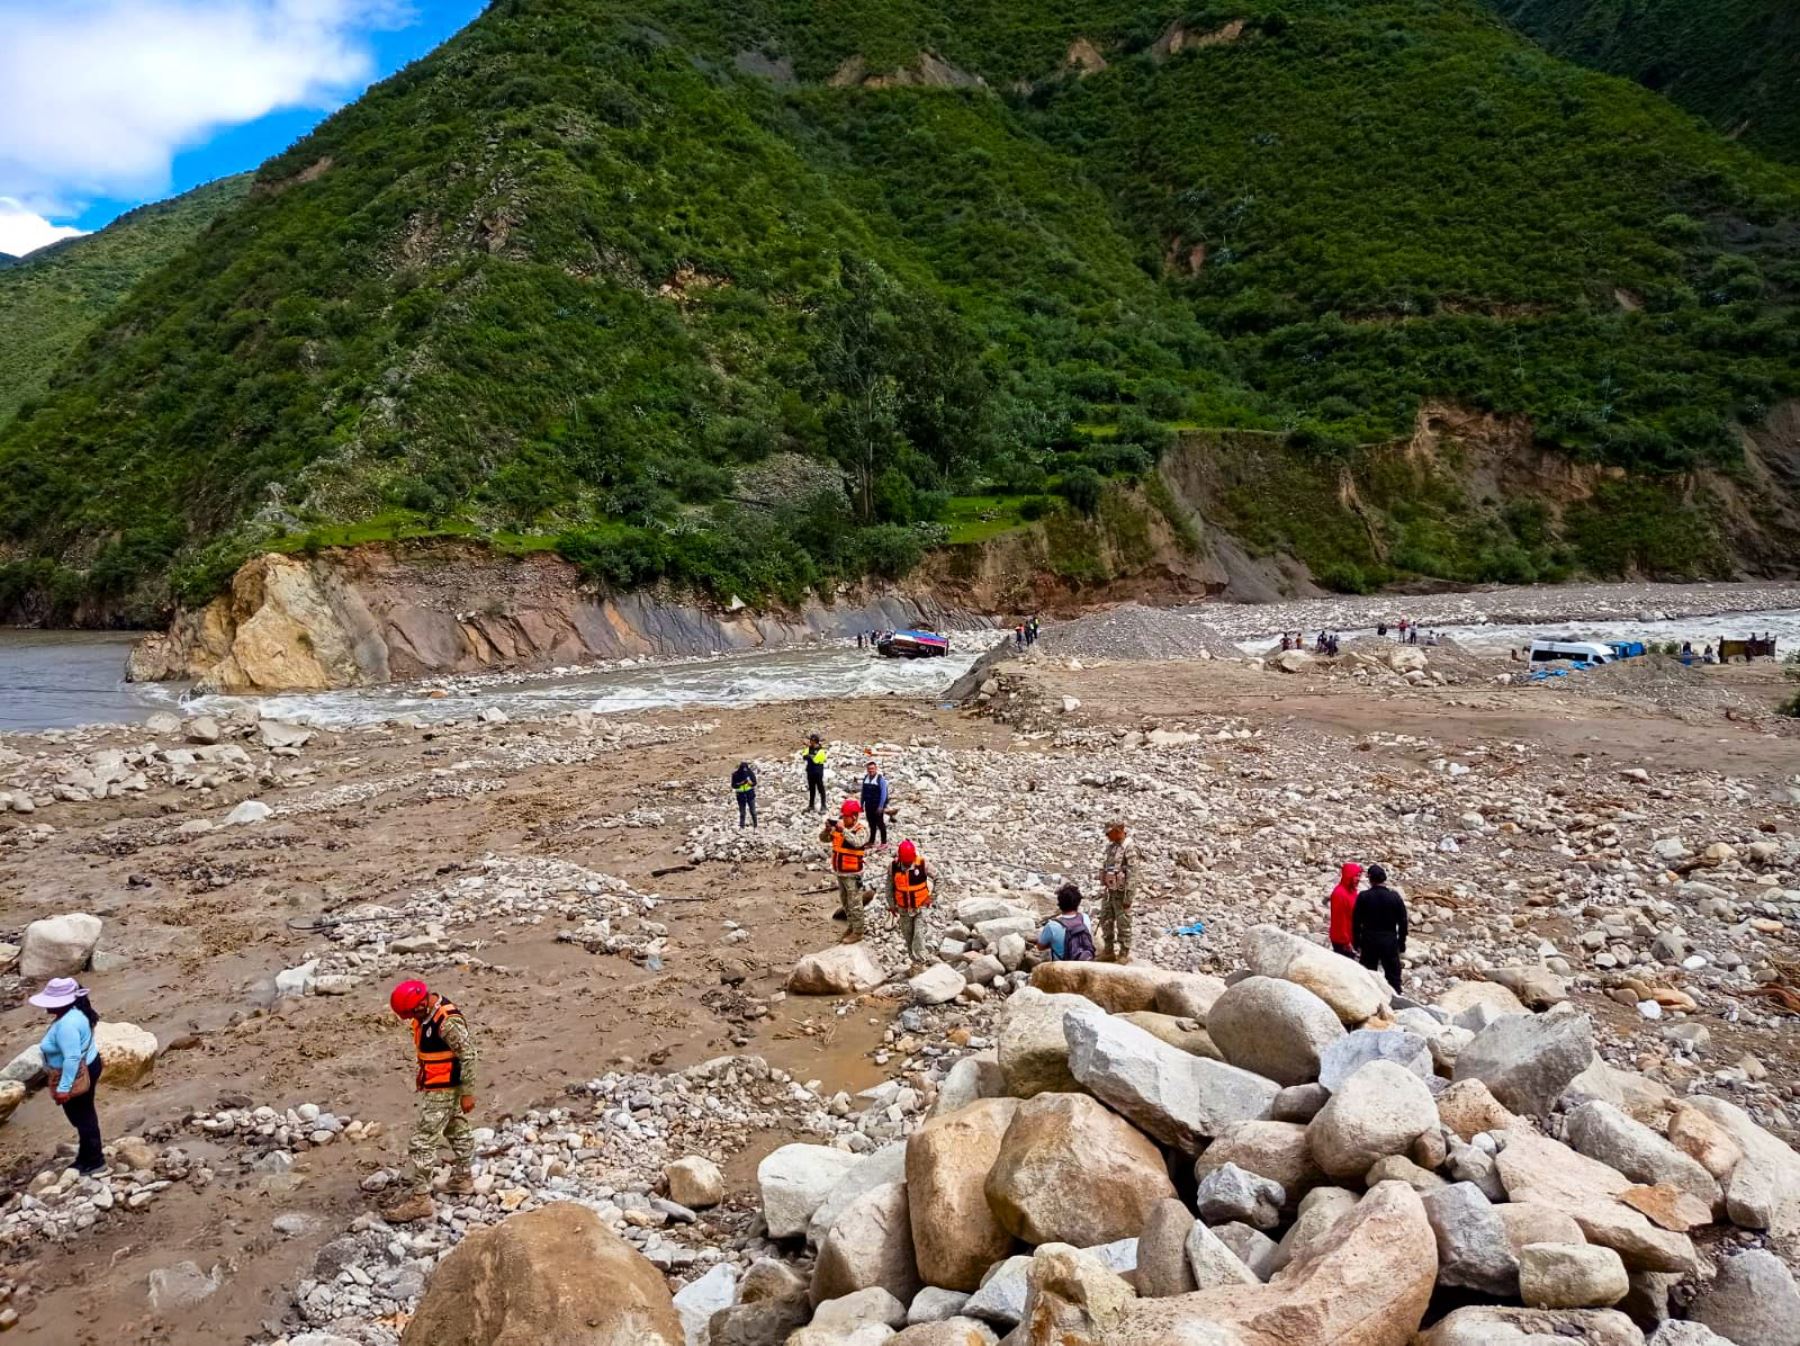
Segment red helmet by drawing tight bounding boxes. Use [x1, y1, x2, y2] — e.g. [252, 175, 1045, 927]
[840, 799, 861, 817]
[897, 839, 918, 864]
[389, 979, 429, 1016]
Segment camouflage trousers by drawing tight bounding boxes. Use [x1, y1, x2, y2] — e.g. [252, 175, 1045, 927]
[405, 1088, 474, 1193]
[896, 909, 930, 963]
[837, 874, 866, 936]
[1099, 890, 1134, 958]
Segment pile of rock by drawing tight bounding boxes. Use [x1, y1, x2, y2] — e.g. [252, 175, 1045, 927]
[0, 1135, 201, 1249]
[187, 1103, 376, 1158]
[713, 928, 1800, 1346]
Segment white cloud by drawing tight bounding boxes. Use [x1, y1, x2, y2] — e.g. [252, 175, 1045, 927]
[0, 0, 413, 216]
[0, 199, 88, 258]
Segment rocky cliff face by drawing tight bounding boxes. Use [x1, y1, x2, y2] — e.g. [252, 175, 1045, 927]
[127, 544, 977, 693]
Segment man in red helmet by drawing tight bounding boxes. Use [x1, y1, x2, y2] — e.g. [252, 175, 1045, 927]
[886, 838, 935, 972]
[820, 799, 869, 942]
[381, 979, 478, 1223]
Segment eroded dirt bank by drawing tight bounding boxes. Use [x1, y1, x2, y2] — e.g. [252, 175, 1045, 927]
[0, 636, 1796, 1343]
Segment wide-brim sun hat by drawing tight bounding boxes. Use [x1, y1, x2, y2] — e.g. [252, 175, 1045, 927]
[29, 977, 84, 1009]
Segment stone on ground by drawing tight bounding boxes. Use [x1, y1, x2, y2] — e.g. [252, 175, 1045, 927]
[790, 945, 888, 996]
[1422, 1181, 1519, 1296]
[1307, 1060, 1438, 1180]
[933, 1053, 1004, 1117]
[910, 963, 966, 1006]
[1017, 1243, 1139, 1346]
[1185, 1219, 1259, 1291]
[1565, 1101, 1722, 1214]
[398, 1203, 681, 1346]
[1194, 1163, 1283, 1231]
[1206, 975, 1346, 1087]
[1211, 1221, 1278, 1281]
[962, 1256, 1033, 1327]
[1435, 980, 1528, 1020]
[1518, 1242, 1630, 1309]
[1495, 1201, 1587, 1254]
[813, 1181, 921, 1306]
[1495, 1131, 1697, 1273]
[1134, 1199, 1197, 1298]
[810, 1144, 908, 1248]
[1418, 1307, 1645, 1346]
[1116, 1012, 1220, 1059]
[1436, 1078, 1518, 1140]
[758, 1144, 864, 1240]
[1453, 1009, 1595, 1117]
[1270, 1186, 1359, 1274]
[1273, 1082, 1330, 1122]
[811, 1287, 908, 1330]
[891, 1321, 996, 1346]
[1317, 1028, 1434, 1093]
[1028, 961, 1173, 1013]
[19, 912, 102, 980]
[1063, 1008, 1277, 1153]
[1486, 965, 1570, 1009]
[673, 1263, 736, 1346]
[1154, 972, 1231, 1022]
[0, 1080, 25, 1125]
[1243, 924, 1390, 1024]
[664, 1155, 724, 1209]
[996, 989, 1100, 1098]
[95, 1021, 159, 1089]
[1193, 1120, 1322, 1206]
[907, 1099, 1019, 1292]
[985, 1092, 1175, 1247]
[906, 1288, 971, 1324]
[1679, 1094, 1800, 1232]
[1688, 1248, 1800, 1346]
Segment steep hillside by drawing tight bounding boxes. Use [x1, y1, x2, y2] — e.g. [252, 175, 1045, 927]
[0, 176, 251, 430]
[1484, 0, 1800, 164]
[2, 0, 1798, 625]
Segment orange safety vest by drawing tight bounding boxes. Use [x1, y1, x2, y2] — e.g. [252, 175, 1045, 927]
[892, 862, 931, 911]
[831, 825, 865, 874]
[412, 997, 465, 1091]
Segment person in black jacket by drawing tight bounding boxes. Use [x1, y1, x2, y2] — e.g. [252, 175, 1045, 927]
[1351, 863, 1408, 993]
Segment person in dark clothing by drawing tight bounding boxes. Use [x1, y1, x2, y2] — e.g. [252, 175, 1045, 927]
[802, 734, 827, 812]
[731, 761, 758, 828]
[1350, 864, 1407, 992]
[860, 761, 889, 846]
[34, 978, 105, 1174]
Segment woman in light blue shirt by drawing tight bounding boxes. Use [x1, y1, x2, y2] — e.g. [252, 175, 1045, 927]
[31, 977, 105, 1175]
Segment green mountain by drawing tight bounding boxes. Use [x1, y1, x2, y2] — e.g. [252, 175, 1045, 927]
[2, 0, 1798, 623]
[1483, 0, 1800, 165]
[0, 175, 251, 431]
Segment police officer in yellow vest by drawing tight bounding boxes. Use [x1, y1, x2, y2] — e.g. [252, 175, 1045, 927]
[821, 799, 869, 941]
[802, 733, 828, 812]
[382, 979, 477, 1223]
[887, 838, 935, 970]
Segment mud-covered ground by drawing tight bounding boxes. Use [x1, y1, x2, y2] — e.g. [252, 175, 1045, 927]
[0, 641, 1797, 1344]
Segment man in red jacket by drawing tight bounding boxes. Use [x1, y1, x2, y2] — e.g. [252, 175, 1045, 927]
[1328, 862, 1362, 959]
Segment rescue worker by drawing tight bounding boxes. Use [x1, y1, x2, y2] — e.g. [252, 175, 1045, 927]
[731, 760, 758, 828]
[887, 838, 934, 970]
[1351, 864, 1408, 993]
[1097, 820, 1138, 964]
[802, 733, 828, 812]
[383, 979, 478, 1223]
[821, 799, 869, 942]
[1327, 861, 1362, 958]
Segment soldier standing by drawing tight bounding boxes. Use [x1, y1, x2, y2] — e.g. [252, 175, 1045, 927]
[821, 800, 870, 942]
[1098, 820, 1139, 964]
[382, 979, 478, 1222]
[887, 838, 935, 972]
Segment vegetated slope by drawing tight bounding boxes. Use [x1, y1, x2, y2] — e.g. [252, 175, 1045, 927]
[1, 0, 1797, 625]
[0, 176, 251, 430]
[1484, 0, 1800, 165]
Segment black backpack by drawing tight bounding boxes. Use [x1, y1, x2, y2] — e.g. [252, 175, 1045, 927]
[1058, 913, 1096, 962]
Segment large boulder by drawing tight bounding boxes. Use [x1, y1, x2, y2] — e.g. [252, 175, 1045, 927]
[1565, 1102, 1722, 1214]
[665, 1156, 725, 1209]
[1185, 1220, 1259, 1290]
[1562, 1061, 1677, 1126]
[759, 1144, 864, 1240]
[1495, 1131, 1696, 1273]
[674, 1264, 736, 1346]
[1195, 1164, 1284, 1231]
[1029, 962, 1172, 1013]
[398, 1203, 681, 1346]
[1306, 1061, 1438, 1180]
[1688, 1248, 1800, 1346]
[1270, 1187, 1360, 1275]
[95, 1022, 159, 1089]
[1678, 1094, 1800, 1232]
[1064, 1009, 1277, 1153]
[1017, 1243, 1139, 1346]
[907, 1100, 1020, 1292]
[1193, 1121, 1324, 1207]
[1207, 976, 1346, 1087]
[1453, 1010, 1594, 1117]
[1418, 1307, 1644, 1346]
[985, 1093, 1176, 1248]
[934, 1053, 1005, 1117]
[813, 1181, 922, 1306]
[891, 1322, 996, 1346]
[1135, 1198, 1198, 1298]
[1435, 980, 1528, 1020]
[1116, 1012, 1221, 1060]
[1436, 1078, 1518, 1141]
[810, 1144, 909, 1248]
[19, 913, 102, 980]
[996, 989, 1100, 1098]
[1154, 973, 1231, 1022]
[1100, 1182, 1437, 1346]
[1316, 1028, 1433, 1094]
[1494, 1202, 1587, 1254]
[1243, 924, 1390, 1024]
[1518, 1242, 1628, 1310]
[1486, 965, 1570, 1010]
[1422, 1182, 1519, 1296]
[790, 945, 888, 996]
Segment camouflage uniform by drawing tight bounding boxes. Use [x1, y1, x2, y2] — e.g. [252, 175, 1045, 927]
[887, 861, 934, 964]
[405, 1011, 477, 1194]
[1099, 836, 1140, 960]
[822, 818, 870, 936]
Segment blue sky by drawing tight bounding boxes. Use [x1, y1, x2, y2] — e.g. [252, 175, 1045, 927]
[0, 1, 488, 255]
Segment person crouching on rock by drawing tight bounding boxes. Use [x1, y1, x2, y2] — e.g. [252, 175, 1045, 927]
[1351, 864, 1408, 994]
[887, 839, 935, 972]
[33, 977, 104, 1176]
[1098, 821, 1139, 964]
[822, 800, 869, 943]
[1328, 861, 1363, 959]
[384, 979, 478, 1223]
[1037, 885, 1097, 962]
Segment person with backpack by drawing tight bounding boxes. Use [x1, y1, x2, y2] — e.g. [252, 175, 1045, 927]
[1036, 884, 1096, 961]
[32, 977, 105, 1175]
[1351, 863, 1408, 993]
[886, 838, 935, 970]
[731, 761, 758, 829]
[1327, 861, 1362, 958]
